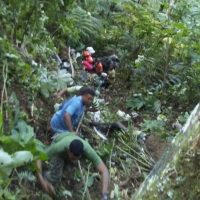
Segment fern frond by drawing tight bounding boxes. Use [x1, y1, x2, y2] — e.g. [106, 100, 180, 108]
[17, 171, 36, 183]
[66, 6, 102, 38]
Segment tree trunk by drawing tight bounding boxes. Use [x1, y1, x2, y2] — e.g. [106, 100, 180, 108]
[132, 103, 200, 200]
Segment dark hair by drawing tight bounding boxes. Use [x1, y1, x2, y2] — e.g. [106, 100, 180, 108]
[69, 139, 84, 157]
[78, 86, 95, 96]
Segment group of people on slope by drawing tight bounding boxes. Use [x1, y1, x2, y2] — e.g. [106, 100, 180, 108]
[36, 86, 110, 200]
[81, 47, 120, 88]
[82, 47, 104, 74]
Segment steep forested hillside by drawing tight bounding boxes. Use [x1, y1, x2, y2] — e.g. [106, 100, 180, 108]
[0, 0, 200, 199]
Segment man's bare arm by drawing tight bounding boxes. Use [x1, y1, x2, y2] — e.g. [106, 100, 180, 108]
[64, 113, 75, 132]
[97, 162, 110, 197]
[36, 160, 56, 197]
[55, 88, 68, 98]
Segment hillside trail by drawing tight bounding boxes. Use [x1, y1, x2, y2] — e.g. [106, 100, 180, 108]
[10, 51, 169, 199]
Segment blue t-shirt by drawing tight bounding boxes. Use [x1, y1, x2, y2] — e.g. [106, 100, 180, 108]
[51, 96, 85, 133]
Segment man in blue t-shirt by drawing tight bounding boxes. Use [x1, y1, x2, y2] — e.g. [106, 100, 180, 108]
[51, 86, 95, 134]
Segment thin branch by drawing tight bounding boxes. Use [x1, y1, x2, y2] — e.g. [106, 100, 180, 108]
[82, 164, 91, 200]
[118, 136, 154, 166]
[109, 139, 115, 170]
[78, 161, 92, 200]
[167, 0, 177, 18]
[1, 63, 8, 124]
[68, 46, 75, 78]
[116, 146, 152, 170]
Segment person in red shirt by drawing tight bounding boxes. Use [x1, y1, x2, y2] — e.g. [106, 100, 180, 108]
[82, 47, 96, 72]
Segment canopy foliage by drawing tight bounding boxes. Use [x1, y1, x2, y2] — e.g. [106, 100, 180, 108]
[0, 0, 200, 199]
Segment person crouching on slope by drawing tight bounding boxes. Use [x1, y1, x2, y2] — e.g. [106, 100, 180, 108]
[36, 133, 110, 200]
[50, 86, 95, 135]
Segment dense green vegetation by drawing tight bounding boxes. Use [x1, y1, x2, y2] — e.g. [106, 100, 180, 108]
[0, 0, 200, 199]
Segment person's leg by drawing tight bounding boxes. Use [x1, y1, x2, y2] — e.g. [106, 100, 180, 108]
[45, 156, 65, 184]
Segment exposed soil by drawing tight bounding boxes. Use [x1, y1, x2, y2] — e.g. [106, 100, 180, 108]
[145, 134, 170, 161]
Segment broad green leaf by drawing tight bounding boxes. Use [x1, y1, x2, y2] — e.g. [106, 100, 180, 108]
[62, 190, 72, 198]
[87, 176, 94, 187]
[12, 151, 33, 167]
[0, 149, 13, 176]
[0, 149, 12, 166]
[153, 100, 161, 113]
[87, 173, 99, 187]
[0, 189, 16, 200]
[40, 84, 50, 98]
[141, 119, 165, 133]
[11, 120, 34, 146]
[126, 97, 145, 111]
[0, 135, 22, 153]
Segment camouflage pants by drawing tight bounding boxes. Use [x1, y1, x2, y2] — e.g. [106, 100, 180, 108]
[45, 156, 65, 184]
